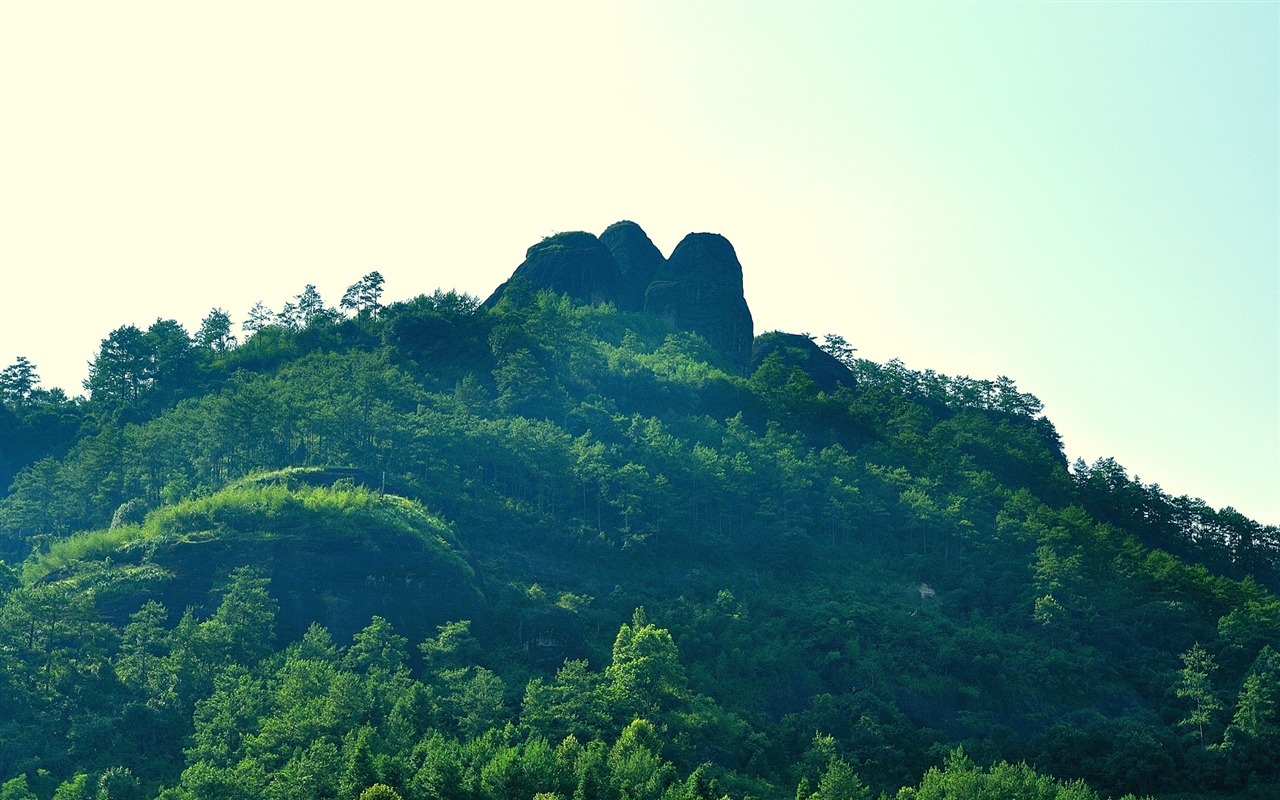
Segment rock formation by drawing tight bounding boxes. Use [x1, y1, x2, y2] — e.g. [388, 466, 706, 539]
[645, 233, 754, 373]
[599, 220, 665, 312]
[483, 231, 622, 309]
[484, 222, 756, 373]
[750, 331, 856, 393]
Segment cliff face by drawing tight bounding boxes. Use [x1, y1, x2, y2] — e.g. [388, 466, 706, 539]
[487, 222, 757, 373]
[600, 220, 665, 313]
[483, 231, 622, 310]
[645, 233, 755, 373]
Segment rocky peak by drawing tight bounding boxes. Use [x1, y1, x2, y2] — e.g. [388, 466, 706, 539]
[600, 220, 665, 312]
[645, 232, 754, 373]
[484, 223, 756, 373]
[483, 231, 622, 309]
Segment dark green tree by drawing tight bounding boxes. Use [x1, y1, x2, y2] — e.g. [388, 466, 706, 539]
[85, 325, 150, 403]
[820, 333, 857, 369]
[197, 309, 237, 351]
[342, 272, 385, 320]
[242, 301, 276, 334]
[0, 357, 38, 408]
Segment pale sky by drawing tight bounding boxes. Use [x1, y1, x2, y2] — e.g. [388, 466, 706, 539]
[2, 2, 1277, 525]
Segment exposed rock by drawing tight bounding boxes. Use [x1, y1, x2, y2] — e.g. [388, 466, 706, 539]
[750, 331, 856, 394]
[483, 231, 622, 309]
[518, 605, 586, 667]
[645, 233, 754, 373]
[72, 477, 489, 650]
[600, 220, 665, 312]
[136, 527, 487, 648]
[483, 223, 757, 372]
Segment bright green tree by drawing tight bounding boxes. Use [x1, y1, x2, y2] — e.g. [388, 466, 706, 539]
[605, 608, 689, 718]
[1176, 642, 1222, 747]
[1222, 645, 1280, 781]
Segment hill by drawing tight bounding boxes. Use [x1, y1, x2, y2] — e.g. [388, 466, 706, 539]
[0, 222, 1277, 800]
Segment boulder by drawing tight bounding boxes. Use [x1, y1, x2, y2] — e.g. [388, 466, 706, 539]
[645, 233, 754, 373]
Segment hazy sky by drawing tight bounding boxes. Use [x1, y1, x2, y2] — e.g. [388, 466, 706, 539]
[2, 2, 1277, 525]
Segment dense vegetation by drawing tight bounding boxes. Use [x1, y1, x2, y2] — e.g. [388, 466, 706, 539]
[0, 268, 1276, 800]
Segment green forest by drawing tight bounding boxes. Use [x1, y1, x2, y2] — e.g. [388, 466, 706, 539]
[0, 225, 1277, 800]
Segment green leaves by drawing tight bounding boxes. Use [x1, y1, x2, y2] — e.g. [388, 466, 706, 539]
[1175, 642, 1223, 748]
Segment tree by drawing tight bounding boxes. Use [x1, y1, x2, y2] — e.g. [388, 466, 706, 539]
[0, 357, 38, 408]
[202, 567, 278, 667]
[419, 620, 482, 673]
[342, 271, 386, 320]
[493, 348, 557, 416]
[243, 301, 276, 334]
[1176, 642, 1222, 747]
[51, 774, 93, 800]
[344, 616, 409, 678]
[0, 775, 36, 800]
[521, 659, 610, 741]
[143, 318, 196, 402]
[85, 325, 150, 403]
[820, 334, 857, 369]
[605, 608, 688, 718]
[1222, 645, 1280, 781]
[115, 600, 173, 701]
[279, 285, 331, 330]
[815, 758, 871, 800]
[84, 320, 194, 407]
[95, 766, 141, 800]
[295, 284, 328, 326]
[198, 308, 237, 351]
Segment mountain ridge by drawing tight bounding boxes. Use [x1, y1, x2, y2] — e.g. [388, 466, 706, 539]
[0, 223, 1276, 800]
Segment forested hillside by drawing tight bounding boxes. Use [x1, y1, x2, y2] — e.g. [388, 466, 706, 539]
[0, 224, 1277, 800]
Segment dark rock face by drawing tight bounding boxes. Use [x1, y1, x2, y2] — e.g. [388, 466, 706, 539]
[518, 605, 586, 667]
[483, 222, 757, 372]
[751, 331, 856, 394]
[645, 233, 754, 373]
[600, 220, 665, 312]
[483, 231, 622, 309]
[93, 525, 488, 651]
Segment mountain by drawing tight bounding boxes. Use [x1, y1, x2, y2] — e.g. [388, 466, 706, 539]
[0, 223, 1277, 800]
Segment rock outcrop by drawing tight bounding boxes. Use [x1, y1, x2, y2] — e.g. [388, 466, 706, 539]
[484, 222, 756, 373]
[483, 231, 622, 309]
[136, 525, 487, 647]
[70, 476, 490, 650]
[600, 220, 665, 312]
[645, 233, 754, 373]
[750, 331, 856, 393]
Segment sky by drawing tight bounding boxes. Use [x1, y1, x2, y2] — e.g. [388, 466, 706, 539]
[1, 2, 1277, 525]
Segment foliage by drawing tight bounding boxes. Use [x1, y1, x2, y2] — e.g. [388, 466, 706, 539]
[0, 279, 1276, 800]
